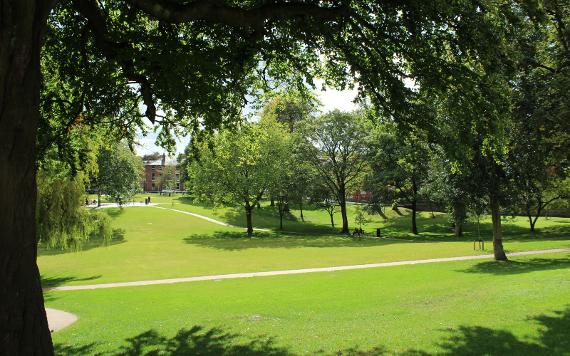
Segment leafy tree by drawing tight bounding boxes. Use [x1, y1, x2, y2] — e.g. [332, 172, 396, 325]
[142, 152, 162, 162]
[422, 149, 473, 237]
[37, 128, 112, 249]
[287, 145, 319, 223]
[260, 88, 319, 133]
[160, 164, 179, 193]
[354, 206, 368, 231]
[366, 124, 430, 235]
[0, 0, 533, 351]
[93, 143, 144, 205]
[188, 120, 291, 235]
[304, 110, 369, 234]
[260, 88, 317, 208]
[508, 1, 570, 232]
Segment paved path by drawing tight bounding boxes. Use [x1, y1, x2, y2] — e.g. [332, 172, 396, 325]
[46, 248, 570, 292]
[153, 205, 271, 232]
[46, 308, 78, 332]
[90, 202, 158, 208]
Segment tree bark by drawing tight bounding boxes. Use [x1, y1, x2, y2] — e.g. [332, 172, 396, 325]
[339, 185, 349, 234]
[245, 204, 253, 236]
[411, 177, 419, 235]
[299, 200, 304, 222]
[0, 1, 55, 354]
[453, 200, 465, 237]
[339, 203, 349, 234]
[454, 222, 463, 237]
[490, 192, 507, 261]
[411, 200, 418, 235]
[329, 211, 335, 227]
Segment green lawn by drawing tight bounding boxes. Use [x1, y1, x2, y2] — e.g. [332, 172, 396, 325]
[38, 205, 570, 287]
[41, 197, 570, 354]
[48, 252, 570, 355]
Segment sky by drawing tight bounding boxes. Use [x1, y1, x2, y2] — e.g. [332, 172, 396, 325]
[134, 85, 359, 156]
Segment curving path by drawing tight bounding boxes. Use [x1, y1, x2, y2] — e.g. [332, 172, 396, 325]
[46, 308, 78, 332]
[46, 248, 570, 292]
[153, 205, 271, 231]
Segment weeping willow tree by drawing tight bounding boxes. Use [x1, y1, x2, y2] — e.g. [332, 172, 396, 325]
[37, 169, 111, 250]
[36, 126, 112, 250]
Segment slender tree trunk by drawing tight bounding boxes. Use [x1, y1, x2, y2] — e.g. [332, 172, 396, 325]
[411, 177, 418, 235]
[477, 215, 481, 239]
[97, 192, 101, 207]
[329, 211, 335, 227]
[529, 200, 543, 233]
[337, 185, 349, 234]
[411, 201, 418, 235]
[245, 204, 253, 236]
[0, 1, 55, 354]
[299, 200, 304, 222]
[490, 192, 507, 261]
[340, 202, 349, 234]
[525, 201, 535, 232]
[270, 197, 274, 207]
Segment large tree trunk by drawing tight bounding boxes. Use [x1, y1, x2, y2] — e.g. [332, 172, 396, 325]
[453, 200, 465, 237]
[490, 192, 507, 261]
[454, 222, 463, 238]
[0, 1, 55, 354]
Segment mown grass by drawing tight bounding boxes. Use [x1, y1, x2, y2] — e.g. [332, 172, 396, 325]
[47, 253, 570, 355]
[38, 197, 570, 287]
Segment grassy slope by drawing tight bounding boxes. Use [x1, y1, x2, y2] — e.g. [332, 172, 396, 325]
[38, 206, 570, 287]
[48, 253, 570, 355]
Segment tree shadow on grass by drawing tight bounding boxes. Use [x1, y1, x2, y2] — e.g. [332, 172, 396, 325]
[41, 274, 102, 289]
[459, 255, 570, 275]
[221, 207, 340, 235]
[54, 343, 97, 355]
[55, 326, 291, 356]
[52, 306, 570, 355]
[104, 207, 126, 218]
[183, 231, 404, 251]
[381, 215, 570, 244]
[434, 306, 570, 355]
[38, 228, 126, 256]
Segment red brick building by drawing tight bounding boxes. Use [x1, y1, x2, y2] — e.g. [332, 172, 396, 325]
[142, 154, 184, 192]
[351, 190, 372, 202]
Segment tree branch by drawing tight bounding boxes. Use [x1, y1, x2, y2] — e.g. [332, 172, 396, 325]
[128, 0, 349, 28]
[74, 0, 158, 122]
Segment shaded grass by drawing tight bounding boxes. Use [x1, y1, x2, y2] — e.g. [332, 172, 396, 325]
[38, 205, 570, 287]
[47, 253, 570, 355]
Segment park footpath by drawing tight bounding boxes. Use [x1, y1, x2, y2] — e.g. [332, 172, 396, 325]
[47, 248, 570, 292]
[44, 247, 570, 331]
[48, 204, 569, 331]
